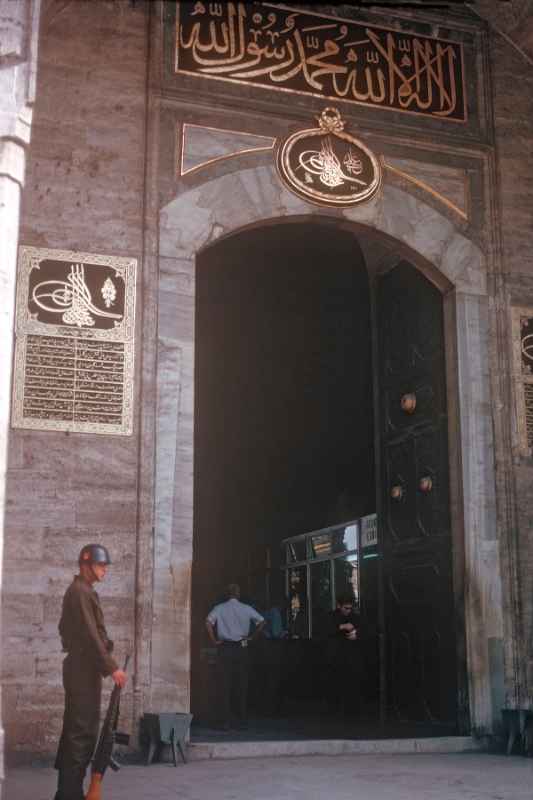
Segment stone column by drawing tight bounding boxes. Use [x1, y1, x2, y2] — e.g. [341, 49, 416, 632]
[0, 0, 41, 792]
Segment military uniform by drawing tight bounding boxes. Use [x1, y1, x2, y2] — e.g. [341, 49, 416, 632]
[54, 575, 118, 800]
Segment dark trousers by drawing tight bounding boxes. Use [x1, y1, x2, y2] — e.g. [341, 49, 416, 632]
[54, 654, 101, 800]
[326, 641, 363, 714]
[216, 643, 249, 725]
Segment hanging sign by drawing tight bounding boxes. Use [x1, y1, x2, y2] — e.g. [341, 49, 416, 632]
[276, 107, 381, 207]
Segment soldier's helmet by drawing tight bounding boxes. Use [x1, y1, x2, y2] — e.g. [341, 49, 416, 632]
[79, 543, 112, 566]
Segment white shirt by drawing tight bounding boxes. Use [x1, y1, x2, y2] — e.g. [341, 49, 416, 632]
[207, 598, 264, 642]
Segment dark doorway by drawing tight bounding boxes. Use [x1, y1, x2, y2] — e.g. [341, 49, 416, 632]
[190, 221, 463, 740]
[191, 221, 376, 736]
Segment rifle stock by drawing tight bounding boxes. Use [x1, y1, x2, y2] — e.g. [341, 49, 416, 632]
[85, 772, 102, 800]
[85, 655, 130, 800]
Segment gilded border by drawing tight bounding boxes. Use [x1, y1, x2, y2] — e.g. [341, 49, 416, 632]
[15, 246, 137, 342]
[179, 123, 276, 177]
[12, 245, 137, 437]
[511, 305, 533, 457]
[384, 161, 468, 221]
[174, 2, 468, 125]
[275, 116, 382, 208]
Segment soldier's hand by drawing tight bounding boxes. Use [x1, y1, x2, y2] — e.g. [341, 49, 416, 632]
[112, 669, 128, 688]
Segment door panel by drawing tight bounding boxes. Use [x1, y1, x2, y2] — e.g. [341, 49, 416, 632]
[378, 261, 457, 726]
[385, 437, 417, 543]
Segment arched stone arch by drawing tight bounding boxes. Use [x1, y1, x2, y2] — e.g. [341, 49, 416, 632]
[160, 165, 485, 295]
[151, 163, 499, 738]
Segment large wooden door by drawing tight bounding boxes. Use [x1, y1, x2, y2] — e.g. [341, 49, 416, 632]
[377, 261, 458, 726]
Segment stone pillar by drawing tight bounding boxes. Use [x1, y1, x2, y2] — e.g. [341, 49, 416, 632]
[0, 0, 41, 792]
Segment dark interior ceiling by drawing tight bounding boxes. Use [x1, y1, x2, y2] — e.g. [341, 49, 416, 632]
[193, 222, 376, 606]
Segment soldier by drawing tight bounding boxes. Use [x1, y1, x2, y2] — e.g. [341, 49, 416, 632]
[53, 544, 127, 800]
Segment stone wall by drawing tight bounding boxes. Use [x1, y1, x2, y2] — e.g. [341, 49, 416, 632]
[2, 0, 149, 758]
[4, 0, 533, 761]
[491, 31, 533, 701]
[0, 0, 42, 786]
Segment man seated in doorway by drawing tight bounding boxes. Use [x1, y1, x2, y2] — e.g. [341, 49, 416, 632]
[324, 593, 363, 716]
[206, 583, 265, 731]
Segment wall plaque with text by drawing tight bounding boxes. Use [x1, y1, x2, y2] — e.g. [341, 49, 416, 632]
[176, 2, 466, 122]
[512, 307, 533, 456]
[12, 246, 137, 436]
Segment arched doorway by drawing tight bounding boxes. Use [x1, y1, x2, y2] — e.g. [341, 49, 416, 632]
[190, 218, 465, 738]
[151, 163, 497, 740]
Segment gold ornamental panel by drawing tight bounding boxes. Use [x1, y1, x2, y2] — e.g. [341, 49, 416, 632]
[12, 246, 137, 436]
[511, 306, 533, 456]
[176, 2, 467, 123]
[276, 107, 381, 207]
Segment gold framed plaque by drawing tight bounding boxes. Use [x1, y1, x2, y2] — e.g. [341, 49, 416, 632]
[276, 108, 382, 207]
[175, 2, 467, 124]
[511, 306, 533, 457]
[12, 246, 137, 436]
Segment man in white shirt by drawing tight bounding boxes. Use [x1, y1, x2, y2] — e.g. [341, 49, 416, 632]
[206, 584, 265, 730]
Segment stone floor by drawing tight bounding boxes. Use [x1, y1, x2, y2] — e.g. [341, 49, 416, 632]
[5, 753, 533, 800]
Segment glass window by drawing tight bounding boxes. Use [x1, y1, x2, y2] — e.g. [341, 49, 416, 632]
[286, 539, 307, 564]
[310, 560, 332, 637]
[331, 522, 358, 554]
[334, 554, 359, 607]
[309, 532, 332, 559]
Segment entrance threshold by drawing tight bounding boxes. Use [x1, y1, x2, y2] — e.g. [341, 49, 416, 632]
[188, 736, 483, 761]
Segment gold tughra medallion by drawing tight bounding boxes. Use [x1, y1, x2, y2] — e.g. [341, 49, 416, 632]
[276, 108, 381, 207]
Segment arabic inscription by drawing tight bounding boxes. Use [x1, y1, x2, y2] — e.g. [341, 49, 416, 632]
[12, 247, 137, 436]
[512, 308, 533, 456]
[277, 107, 381, 206]
[176, 2, 467, 122]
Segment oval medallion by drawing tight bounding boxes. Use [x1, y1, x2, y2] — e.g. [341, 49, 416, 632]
[276, 108, 381, 207]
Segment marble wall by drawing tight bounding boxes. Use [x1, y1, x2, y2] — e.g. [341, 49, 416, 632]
[491, 30, 533, 702]
[0, 0, 42, 785]
[3, 0, 532, 761]
[2, 0, 149, 758]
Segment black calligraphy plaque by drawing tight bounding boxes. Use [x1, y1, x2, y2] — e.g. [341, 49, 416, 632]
[27, 259, 126, 331]
[519, 316, 533, 451]
[22, 336, 125, 425]
[12, 247, 137, 436]
[520, 316, 533, 375]
[512, 308, 533, 456]
[176, 2, 466, 123]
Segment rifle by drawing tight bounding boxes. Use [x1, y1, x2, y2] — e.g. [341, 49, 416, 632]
[85, 655, 130, 800]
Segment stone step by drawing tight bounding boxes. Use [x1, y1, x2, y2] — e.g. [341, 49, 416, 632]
[188, 736, 484, 761]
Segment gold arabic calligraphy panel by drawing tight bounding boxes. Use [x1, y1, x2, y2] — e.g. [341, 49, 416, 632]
[176, 2, 466, 123]
[12, 246, 137, 436]
[512, 306, 533, 457]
